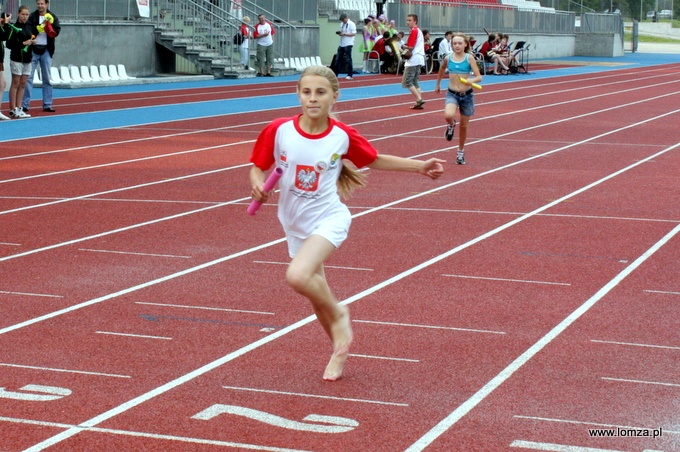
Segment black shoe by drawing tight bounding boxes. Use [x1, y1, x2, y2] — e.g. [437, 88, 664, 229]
[445, 120, 456, 141]
[22, 107, 29, 112]
[43, 107, 56, 112]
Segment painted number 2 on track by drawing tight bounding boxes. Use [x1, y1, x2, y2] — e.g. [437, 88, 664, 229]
[192, 404, 359, 433]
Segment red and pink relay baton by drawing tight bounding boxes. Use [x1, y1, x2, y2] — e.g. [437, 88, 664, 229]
[247, 167, 284, 215]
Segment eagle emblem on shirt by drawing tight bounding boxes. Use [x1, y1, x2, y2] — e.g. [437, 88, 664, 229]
[295, 165, 319, 191]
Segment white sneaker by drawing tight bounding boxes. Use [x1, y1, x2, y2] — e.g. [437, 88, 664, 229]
[0, 111, 9, 120]
[345, 76, 353, 80]
[16, 109, 31, 119]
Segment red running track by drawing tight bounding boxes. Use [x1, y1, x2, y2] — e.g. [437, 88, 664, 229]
[1, 63, 679, 452]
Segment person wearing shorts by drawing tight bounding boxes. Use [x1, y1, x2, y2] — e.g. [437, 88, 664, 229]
[0, 11, 13, 119]
[249, 65, 445, 382]
[401, 14, 425, 110]
[435, 33, 482, 164]
[6, 5, 34, 119]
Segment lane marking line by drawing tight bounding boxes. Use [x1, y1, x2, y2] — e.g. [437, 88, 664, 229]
[509, 439, 629, 452]
[349, 354, 420, 363]
[644, 289, 680, 295]
[79, 249, 192, 259]
[0, 291, 63, 298]
[442, 274, 571, 286]
[254, 261, 374, 271]
[135, 302, 275, 316]
[96, 331, 173, 340]
[601, 377, 680, 387]
[221, 386, 408, 407]
[0, 363, 131, 379]
[353, 320, 506, 335]
[591, 339, 680, 351]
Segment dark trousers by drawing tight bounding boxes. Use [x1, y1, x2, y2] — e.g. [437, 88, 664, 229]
[336, 45, 353, 77]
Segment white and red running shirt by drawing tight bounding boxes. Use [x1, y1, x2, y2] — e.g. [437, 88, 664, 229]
[250, 114, 378, 242]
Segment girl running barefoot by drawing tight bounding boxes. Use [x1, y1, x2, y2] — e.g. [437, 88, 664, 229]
[434, 33, 482, 165]
[249, 65, 445, 381]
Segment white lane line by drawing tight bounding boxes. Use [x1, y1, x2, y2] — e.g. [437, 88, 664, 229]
[509, 440, 629, 452]
[253, 261, 374, 271]
[0, 416, 314, 452]
[371, 207, 680, 225]
[354, 320, 506, 335]
[0, 363, 131, 379]
[349, 354, 420, 363]
[644, 289, 680, 295]
[513, 414, 679, 435]
[21, 138, 680, 451]
[79, 249, 192, 259]
[0, 291, 63, 298]
[135, 302, 275, 316]
[96, 331, 173, 340]
[404, 223, 680, 451]
[221, 386, 408, 407]
[601, 377, 680, 387]
[442, 274, 570, 286]
[0, 242, 21, 246]
[591, 339, 680, 351]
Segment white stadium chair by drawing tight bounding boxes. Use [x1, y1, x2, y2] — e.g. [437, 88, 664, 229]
[99, 65, 111, 81]
[108, 64, 121, 80]
[69, 66, 83, 83]
[59, 66, 72, 83]
[80, 66, 93, 82]
[89, 65, 102, 81]
[50, 66, 62, 83]
[117, 64, 134, 79]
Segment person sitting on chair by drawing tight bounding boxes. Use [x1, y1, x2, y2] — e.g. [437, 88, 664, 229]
[480, 33, 509, 75]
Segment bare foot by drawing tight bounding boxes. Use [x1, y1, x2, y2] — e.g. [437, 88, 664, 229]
[323, 307, 353, 381]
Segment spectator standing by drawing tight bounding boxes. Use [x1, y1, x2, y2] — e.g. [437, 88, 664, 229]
[335, 13, 356, 81]
[254, 14, 275, 77]
[0, 11, 12, 120]
[22, 0, 60, 113]
[402, 14, 425, 109]
[7, 6, 34, 118]
[238, 16, 251, 70]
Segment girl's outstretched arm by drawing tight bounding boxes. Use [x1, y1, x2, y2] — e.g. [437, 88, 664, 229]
[367, 155, 445, 180]
[249, 165, 269, 203]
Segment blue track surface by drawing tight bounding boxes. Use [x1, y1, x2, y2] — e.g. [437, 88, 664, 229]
[2, 52, 679, 142]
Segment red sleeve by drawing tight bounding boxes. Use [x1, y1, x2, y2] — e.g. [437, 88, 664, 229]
[240, 24, 248, 36]
[268, 21, 276, 35]
[250, 117, 290, 170]
[406, 27, 418, 48]
[335, 121, 378, 169]
[253, 24, 261, 39]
